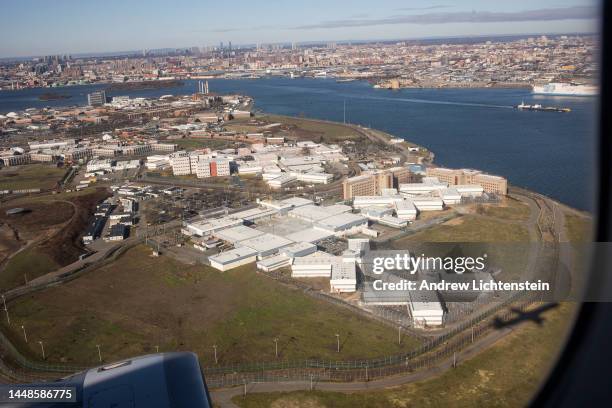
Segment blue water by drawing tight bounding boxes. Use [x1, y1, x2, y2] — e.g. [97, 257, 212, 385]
[0, 78, 597, 210]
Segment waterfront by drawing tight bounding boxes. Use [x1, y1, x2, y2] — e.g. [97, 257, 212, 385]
[0, 78, 596, 210]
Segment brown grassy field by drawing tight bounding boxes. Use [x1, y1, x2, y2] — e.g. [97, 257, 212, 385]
[3, 245, 421, 366]
[0, 164, 66, 191]
[232, 302, 575, 408]
[0, 188, 110, 290]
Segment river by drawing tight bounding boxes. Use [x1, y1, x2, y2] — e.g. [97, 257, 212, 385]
[0, 78, 597, 210]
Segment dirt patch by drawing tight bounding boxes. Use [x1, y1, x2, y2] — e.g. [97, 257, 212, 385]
[270, 397, 326, 408]
[443, 217, 465, 226]
[38, 188, 111, 266]
[0, 201, 74, 239]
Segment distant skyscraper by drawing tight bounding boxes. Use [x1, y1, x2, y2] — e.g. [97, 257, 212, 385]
[229, 41, 232, 52]
[87, 91, 106, 106]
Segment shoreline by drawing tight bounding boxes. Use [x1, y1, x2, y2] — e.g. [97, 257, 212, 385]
[0, 77, 538, 94]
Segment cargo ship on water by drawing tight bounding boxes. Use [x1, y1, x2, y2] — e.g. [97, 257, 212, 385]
[532, 82, 597, 96]
[516, 101, 571, 112]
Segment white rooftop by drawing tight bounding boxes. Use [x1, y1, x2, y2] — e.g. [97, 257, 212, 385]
[209, 247, 257, 265]
[214, 225, 265, 243]
[239, 233, 294, 253]
[284, 227, 335, 243]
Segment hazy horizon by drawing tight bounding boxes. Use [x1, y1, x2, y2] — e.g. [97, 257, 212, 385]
[0, 0, 600, 58]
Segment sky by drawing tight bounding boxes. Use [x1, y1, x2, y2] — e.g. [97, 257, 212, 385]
[0, 0, 601, 58]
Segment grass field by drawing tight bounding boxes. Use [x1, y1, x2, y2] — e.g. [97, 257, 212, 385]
[172, 138, 237, 151]
[393, 215, 530, 245]
[564, 214, 592, 246]
[477, 198, 532, 222]
[0, 164, 66, 191]
[0, 189, 109, 291]
[261, 114, 365, 143]
[232, 302, 575, 408]
[2, 246, 60, 290]
[2, 245, 421, 366]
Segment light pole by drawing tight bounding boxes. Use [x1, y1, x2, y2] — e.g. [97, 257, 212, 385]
[156, 345, 159, 353]
[398, 320, 402, 345]
[213, 345, 218, 364]
[1, 295, 9, 325]
[21, 325, 27, 343]
[96, 345, 102, 363]
[38, 340, 45, 360]
[274, 338, 279, 358]
[335, 334, 340, 353]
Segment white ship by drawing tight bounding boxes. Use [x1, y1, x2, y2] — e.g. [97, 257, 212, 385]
[532, 82, 597, 96]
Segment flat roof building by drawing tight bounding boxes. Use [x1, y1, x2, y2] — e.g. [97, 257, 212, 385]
[239, 233, 294, 258]
[209, 247, 258, 271]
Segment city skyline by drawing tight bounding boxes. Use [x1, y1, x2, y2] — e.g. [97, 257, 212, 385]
[0, 0, 600, 58]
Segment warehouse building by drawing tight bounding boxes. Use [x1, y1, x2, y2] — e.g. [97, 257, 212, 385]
[214, 225, 265, 245]
[184, 217, 243, 237]
[259, 197, 313, 214]
[209, 247, 258, 271]
[284, 227, 334, 244]
[257, 255, 292, 272]
[281, 242, 317, 258]
[289, 204, 351, 223]
[353, 195, 404, 209]
[239, 233, 293, 259]
[314, 212, 368, 236]
[291, 252, 336, 278]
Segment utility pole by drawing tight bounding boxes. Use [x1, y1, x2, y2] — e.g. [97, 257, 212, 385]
[21, 325, 27, 343]
[38, 340, 45, 360]
[156, 345, 159, 353]
[96, 345, 102, 363]
[274, 338, 279, 358]
[335, 333, 340, 353]
[213, 345, 218, 364]
[453, 352, 457, 368]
